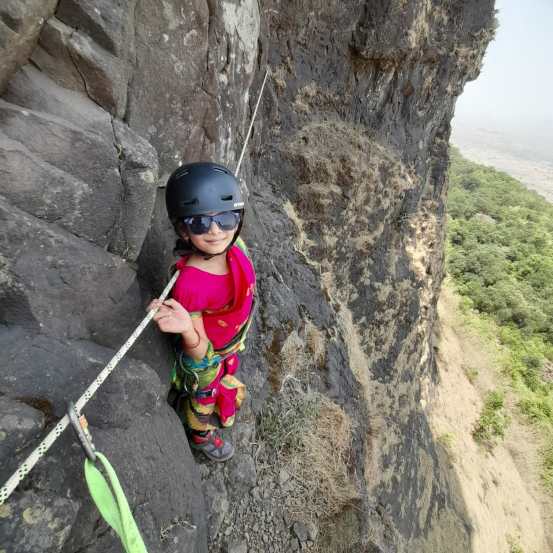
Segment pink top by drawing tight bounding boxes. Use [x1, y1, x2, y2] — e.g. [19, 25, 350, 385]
[172, 244, 256, 350]
[173, 266, 234, 314]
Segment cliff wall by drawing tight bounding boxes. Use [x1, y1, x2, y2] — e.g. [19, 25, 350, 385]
[0, 1, 495, 552]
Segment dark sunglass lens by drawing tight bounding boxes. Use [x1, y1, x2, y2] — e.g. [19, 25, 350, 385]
[184, 212, 240, 234]
[186, 216, 211, 234]
[214, 211, 240, 230]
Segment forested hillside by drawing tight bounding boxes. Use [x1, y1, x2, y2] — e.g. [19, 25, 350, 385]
[446, 148, 553, 488]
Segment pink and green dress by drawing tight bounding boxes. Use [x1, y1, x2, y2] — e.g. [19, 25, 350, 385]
[170, 238, 255, 432]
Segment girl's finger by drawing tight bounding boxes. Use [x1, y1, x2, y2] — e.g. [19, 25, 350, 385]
[163, 299, 186, 312]
[148, 299, 161, 311]
[153, 310, 169, 321]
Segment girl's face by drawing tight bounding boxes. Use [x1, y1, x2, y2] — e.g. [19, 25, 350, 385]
[181, 211, 239, 256]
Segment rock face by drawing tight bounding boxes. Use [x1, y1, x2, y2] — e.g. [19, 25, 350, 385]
[0, 0, 58, 93]
[0, 1, 495, 552]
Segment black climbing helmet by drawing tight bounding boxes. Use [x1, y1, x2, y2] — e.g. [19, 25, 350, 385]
[165, 162, 244, 223]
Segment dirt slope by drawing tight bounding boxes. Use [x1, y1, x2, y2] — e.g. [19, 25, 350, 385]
[428, 281, 552, 553]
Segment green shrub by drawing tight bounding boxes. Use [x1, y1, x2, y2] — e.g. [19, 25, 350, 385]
[543, 439, 553, 492]
[507, 537, 524, 553]
[463, 365, 479, 384]
[518, 397, 553, 424]
[446, 148, 553, 343]
[437, 433, 456, 458]
[472, 390, 509, 446]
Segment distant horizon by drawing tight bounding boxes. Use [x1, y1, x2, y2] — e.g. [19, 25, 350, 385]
[451, 0, 552, 199]
[452, 0, 553, 156]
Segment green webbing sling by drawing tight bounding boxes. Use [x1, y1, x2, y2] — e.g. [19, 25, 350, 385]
[84, 452, 148, 553]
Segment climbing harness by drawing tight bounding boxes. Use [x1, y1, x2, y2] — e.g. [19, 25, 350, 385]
[0, 65, 270, 543]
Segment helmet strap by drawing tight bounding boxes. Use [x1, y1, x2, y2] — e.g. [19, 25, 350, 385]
[226, 212, 244, 251]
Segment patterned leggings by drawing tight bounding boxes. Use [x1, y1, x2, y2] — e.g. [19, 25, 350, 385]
[183, 354, 246, 432]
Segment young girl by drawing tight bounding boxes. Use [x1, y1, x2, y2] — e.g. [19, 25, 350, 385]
[148, 162, 256, 462]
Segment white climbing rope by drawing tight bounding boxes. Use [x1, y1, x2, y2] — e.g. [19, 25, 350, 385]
[0, 271, 179, 505]
[0, 65, 270, 506]
[235, 68, 270, 176]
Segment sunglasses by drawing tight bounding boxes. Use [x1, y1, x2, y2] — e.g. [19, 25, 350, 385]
[182, 211, 241, 235]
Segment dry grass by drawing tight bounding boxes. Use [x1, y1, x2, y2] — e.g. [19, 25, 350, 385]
[286, 393, 359, 520]
[284, 120, 414, 254]
[293, 82, 341, 114]
[305, 320, 326, 368]
[279, 330, 309, 380]
[256, 384, 359, 522]
[272, 64, 288, 91]
[268, 315, 327, 388]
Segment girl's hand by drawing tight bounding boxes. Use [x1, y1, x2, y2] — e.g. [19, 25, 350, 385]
[148, 299, 194, 334]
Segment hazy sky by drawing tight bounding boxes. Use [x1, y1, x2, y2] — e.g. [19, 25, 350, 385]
[453, 0, 553, 142]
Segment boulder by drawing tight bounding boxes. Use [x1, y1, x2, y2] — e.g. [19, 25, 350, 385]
[0, 327, 160, 425]
[30, 17, 85, 93]
[56, 0, 136, 58]
[3, 63, 114, 134]
[2, 65, 159, 262]
[0, 0, 57, 93]
[109, 119, 159, 262]
[0, 324, 207, 553]
[31, 17, 129, 117]
[0, 491, 79, 553]
[0, 197, 145, 346]
[0, 397, 44, 462]
[0, 99, 121, 248]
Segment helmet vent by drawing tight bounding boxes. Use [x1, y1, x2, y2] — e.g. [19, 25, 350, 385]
[173, 168, 189, 179]
[221, 195, 233, 201]
[213, 168, 227, 174]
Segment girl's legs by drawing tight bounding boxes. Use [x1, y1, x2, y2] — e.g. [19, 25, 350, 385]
[184, 359, 237, 462]
[182, 356, 245, 462]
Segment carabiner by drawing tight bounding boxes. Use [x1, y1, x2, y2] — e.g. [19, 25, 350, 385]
[67, 402, 97, 462]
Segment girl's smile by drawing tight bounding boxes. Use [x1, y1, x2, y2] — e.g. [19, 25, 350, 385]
[184, 214, 237, 256]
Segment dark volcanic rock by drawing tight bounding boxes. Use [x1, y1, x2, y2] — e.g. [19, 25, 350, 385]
[109, 119, 159, 262]
[0, 397, 45, 462]
[0, 327, 160, 424]
[0, 0, 57, 93]
[30, 17, 87, 94]
[3, 64, 158, 262]
[0, 1, 496, 552]
[0, 490, 79, 553]
[252, 1, 495, 551]
[0, 197, 141, 342]
[3, 64, 113, 133]
[0, 325, 207, 553]
[31, 16, 129, 117]
[56, 0, 136, 58]
[0, 98, 121, 248]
